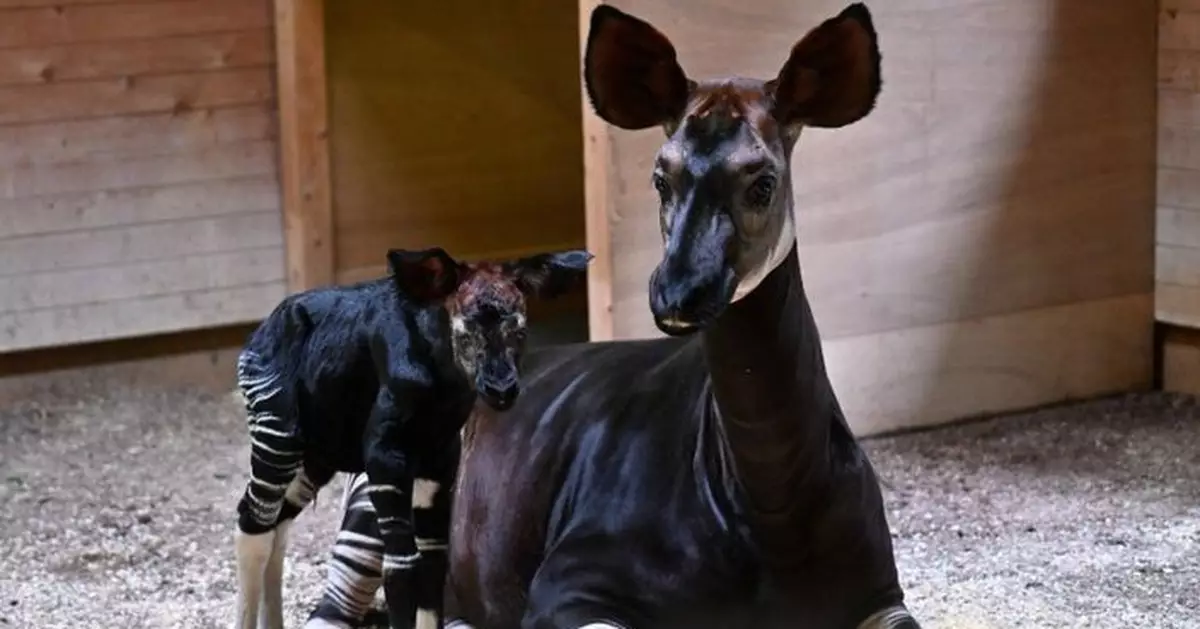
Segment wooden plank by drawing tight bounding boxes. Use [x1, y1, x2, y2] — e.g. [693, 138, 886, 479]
[0, 30, 274, 87]
[1157, 283, 1200, 330]
[1159, 48, 1200, 92]
[324, 0, 583, 294]
[1156, 244, 1200, 287]
[1161, 4, 1200, 52]
[1158, 165, 1200, 211]
[0, 0, 272, 49]
[0, 211, 282, 276]
[275, 0, 334, 292]
[0, 247, 284, 313]
[0, 139, 277, 199]
[827, 294, 1152, 436]
[0, 67, 273, 126]
[0, 281, 286, 353]
[0, 175, 280, 240]
[0, 105, 275, 168]
[579, 0, 613, 342]
[1158, 127, 1200, 170]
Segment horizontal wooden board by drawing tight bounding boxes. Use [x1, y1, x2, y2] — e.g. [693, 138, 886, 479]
[0, 175, 280, 239]
[0, 280, 286, 353]
[1156, 244, 1200, 287]
[0, 247, 283, 312]
[0, 211, 282, 276]
[1156, 282, 1200, 329]
[0, 0, 271, 49]
[0, 105, 275, 168]
[830, 294, 1152, 436]
[326, 0, 585, 275]
[0, 29, 273, 87]
[0, 138, 277, 199]
[1161, 4, 1200, 51]
[0, 67, 272, 126]
[1158, 127, 1200, 170]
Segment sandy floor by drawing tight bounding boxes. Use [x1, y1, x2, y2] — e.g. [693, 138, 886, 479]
[1, 376, 1198, 629]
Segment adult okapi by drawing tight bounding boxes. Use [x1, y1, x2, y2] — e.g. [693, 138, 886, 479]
[313, 3, 919, 628]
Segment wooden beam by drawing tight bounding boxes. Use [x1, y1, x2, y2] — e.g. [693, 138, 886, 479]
[274, 0, 334, 292]
[578, 0, 614, 341]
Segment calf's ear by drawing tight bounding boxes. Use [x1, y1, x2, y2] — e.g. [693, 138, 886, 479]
[506, 250, 594, 300]
[767, 2, 882, 130]
[387, 247, 465, 304]
[583, 5, 693, 131]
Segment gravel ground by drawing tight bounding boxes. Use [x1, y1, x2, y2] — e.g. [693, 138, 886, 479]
[1, 376, 1198, 629]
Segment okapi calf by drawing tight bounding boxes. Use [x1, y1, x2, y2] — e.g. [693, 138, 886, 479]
[231, 246, 592, 629]
[314, 4, 918, 629]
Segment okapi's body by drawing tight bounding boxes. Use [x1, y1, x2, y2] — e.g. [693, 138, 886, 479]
[318, 4, 918, 628]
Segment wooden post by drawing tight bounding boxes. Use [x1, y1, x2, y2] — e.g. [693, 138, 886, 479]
[274, 0, 335, 292]
[579, 0, 615, 341]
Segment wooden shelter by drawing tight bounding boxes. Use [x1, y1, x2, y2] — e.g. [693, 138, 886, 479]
[1, 0, 1197, 436]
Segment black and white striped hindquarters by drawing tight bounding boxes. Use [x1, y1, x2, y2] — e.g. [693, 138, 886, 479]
[236, 348, 303, 533]
[856, 605, 922, 629]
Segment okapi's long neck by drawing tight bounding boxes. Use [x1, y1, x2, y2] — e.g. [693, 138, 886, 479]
[702, 244, 838, 562]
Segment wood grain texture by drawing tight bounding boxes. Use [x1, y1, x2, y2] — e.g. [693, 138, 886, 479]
[325, 0, 585, 282]
[0, 0, 284, 353]
[1158, 1, 1200, 330]
[275, 0, 334, 291]
[589, 0, 1156, 431]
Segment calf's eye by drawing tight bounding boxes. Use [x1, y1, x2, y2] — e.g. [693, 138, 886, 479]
[746, 175, 776, 206]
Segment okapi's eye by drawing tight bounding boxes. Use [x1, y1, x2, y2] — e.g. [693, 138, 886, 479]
[651, 173, 670, 202]
[746, 174, 776, 207]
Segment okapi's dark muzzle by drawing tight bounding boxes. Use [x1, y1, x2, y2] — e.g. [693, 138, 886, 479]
[649, 212, 738, 336]
[477, 367, 519, 412]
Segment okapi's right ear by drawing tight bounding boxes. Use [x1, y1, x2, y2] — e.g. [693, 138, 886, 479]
[583, 5, 693, 131]
[387, 247, 465, 305]
[767, 2, 882, 130]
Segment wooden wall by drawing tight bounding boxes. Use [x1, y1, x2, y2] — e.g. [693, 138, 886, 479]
[325, 0, 585, 284]
[0, 0, 284, 353]
[1158, 0, 1200, 326]
[584, 0, 1158, 435]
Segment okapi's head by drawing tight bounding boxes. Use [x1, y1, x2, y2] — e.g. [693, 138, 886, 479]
[583, 3, 881, 335]
[388, 247, 593, 411]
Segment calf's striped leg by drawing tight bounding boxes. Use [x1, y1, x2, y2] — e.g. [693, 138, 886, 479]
[410, 440, 458, 629]
[306, 473, 386, 629]
[234, 350, 303, 629]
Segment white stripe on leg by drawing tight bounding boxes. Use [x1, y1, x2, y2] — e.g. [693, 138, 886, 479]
[416, 608, 439, 629]
[235, 528, 275, 629]
[257, 520, 290, 629]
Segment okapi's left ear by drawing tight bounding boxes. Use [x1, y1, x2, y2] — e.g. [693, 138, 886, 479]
[767, 2, 882, 130]
[387, 247, 466, 304]
[506, 250, 594, 300]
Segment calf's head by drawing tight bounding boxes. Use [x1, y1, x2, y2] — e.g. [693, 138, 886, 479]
[389, 247, 593, 411]
[583, 3, 882, 335]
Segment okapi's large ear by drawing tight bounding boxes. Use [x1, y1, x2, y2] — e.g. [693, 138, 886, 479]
[387, 247, 465, 304]
[767, 3, 882, 130]
[505, 250, 594, 300]
[583, 5, 693, 131]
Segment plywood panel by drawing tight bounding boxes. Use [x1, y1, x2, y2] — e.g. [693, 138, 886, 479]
[588, 0, 1156, 431]
[0, 0, 284, 353]
[326, 0, 585, 282]
[1158, 1, 1200, 329]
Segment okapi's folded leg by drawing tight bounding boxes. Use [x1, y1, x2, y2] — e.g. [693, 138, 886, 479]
[855, 604, 922, 629]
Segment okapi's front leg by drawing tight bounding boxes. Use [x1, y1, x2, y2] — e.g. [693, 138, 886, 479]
[363, 393, 420, 629]
[411, 436, 460, 629]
